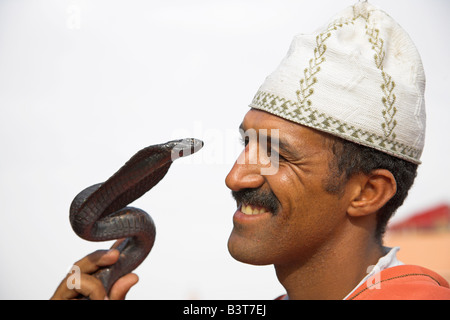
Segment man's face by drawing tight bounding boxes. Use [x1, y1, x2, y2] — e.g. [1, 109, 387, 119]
[225, 109, 351, 267]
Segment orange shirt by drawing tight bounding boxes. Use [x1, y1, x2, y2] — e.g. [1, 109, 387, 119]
[275, 265, 450, 300]
[345, 265, 450, 300]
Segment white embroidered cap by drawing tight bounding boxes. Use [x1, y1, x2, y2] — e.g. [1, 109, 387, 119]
[250, 1, 426, 164]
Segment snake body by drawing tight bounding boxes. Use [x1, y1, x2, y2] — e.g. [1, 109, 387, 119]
[69, 138, 203, 294]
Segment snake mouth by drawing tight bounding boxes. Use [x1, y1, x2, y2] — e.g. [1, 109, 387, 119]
[169, 138, 204, 160]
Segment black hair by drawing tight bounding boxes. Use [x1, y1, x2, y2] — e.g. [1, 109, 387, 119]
[325, 137, 418, 242]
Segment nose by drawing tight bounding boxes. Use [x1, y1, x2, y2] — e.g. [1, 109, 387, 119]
[225, 149, 265, 192]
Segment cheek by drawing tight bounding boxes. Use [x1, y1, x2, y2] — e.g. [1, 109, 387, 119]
[268, 167, 310, 220]
[273, 164, 336, 214]
[269, 171, 346, 252]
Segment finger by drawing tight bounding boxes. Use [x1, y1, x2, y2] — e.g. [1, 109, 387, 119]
[51, 249, 122, 300]
[74, 249, 120, 274]
[110, 238, 127, 250]
[71, 273, 108, 300]
[108, 273, 139, 300]
[51, 277, 74, 300]
[53, 273, 107, 300]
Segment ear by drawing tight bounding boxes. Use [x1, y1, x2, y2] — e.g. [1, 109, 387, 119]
[347, 169, 397, 217]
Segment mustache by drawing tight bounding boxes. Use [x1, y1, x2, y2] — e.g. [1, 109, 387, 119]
[231, 188, 280, 214]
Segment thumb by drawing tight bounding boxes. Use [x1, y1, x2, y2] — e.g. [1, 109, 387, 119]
[108, 273, 139, 300]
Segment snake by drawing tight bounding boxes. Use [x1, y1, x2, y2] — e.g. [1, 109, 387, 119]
[69, 138, 203, 295]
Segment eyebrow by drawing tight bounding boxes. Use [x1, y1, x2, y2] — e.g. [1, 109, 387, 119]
[239, 123, 297, 156]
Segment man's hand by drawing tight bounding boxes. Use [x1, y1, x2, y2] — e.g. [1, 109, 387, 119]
[51, 242, 139, 300]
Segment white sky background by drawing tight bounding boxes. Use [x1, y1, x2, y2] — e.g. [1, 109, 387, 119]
[0, 0, 448, 300]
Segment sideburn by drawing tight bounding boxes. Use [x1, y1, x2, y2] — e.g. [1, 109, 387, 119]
[321, 135, 348, 199]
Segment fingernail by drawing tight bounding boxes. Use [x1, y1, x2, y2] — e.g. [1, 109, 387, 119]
[104, 296, 110, 300]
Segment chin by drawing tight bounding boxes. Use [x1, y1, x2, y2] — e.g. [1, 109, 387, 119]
[227, 232, 273, 266]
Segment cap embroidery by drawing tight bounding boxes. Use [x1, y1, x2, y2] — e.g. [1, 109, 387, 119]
[296, 19, 354, 110]
[250, 90, 420, 162]
[366, 26, 398, 139]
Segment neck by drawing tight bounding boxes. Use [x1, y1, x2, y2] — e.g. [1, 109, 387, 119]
[275, 224, 384, 300]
